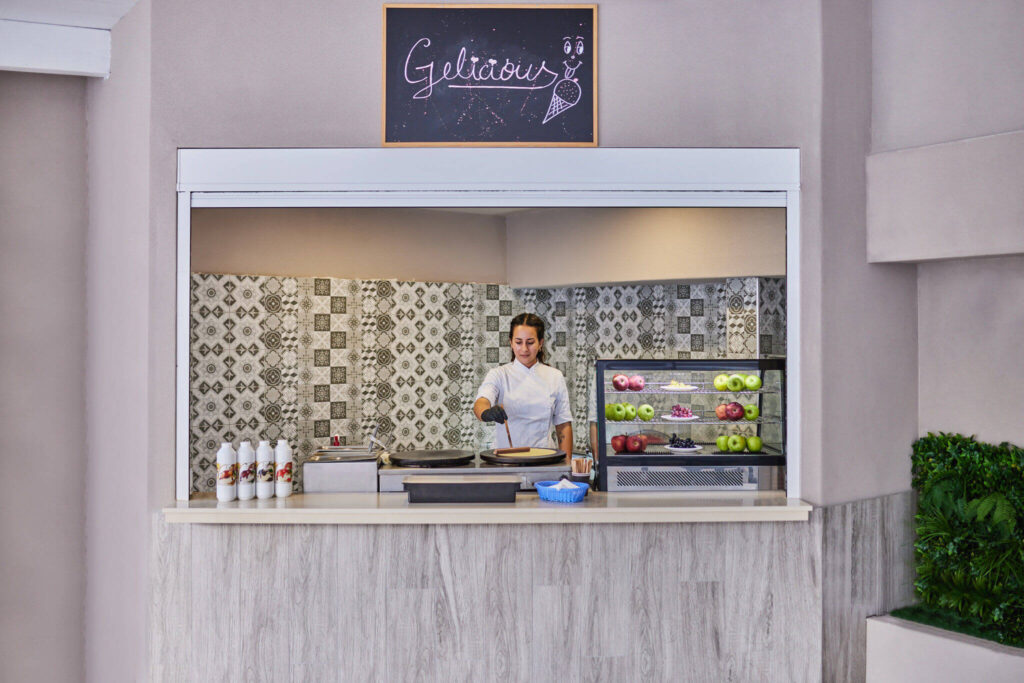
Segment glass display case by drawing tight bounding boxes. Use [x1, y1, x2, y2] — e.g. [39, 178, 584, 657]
[594, 358, 785, 491]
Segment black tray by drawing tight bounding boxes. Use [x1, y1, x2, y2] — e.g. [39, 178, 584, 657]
[403, 475, 520, 503]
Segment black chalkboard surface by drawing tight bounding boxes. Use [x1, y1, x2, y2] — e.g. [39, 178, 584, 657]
[383, 4, 597, 146]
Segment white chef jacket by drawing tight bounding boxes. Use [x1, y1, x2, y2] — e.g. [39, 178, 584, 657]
[475, 360, 573, 449]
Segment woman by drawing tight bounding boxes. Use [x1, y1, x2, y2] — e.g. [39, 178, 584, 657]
[473, 313, 573, 453]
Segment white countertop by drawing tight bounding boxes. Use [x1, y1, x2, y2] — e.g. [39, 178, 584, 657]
[163, 491, 812, 524]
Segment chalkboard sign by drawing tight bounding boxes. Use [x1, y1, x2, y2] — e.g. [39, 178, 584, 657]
[383, 4, 597, 146]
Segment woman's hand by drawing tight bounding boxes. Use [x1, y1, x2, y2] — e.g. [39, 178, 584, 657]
[480, 405, 508, 423]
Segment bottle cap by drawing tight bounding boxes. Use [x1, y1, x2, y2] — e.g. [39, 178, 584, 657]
[259, 440, 270, 446]
[221, 442, 232, 447]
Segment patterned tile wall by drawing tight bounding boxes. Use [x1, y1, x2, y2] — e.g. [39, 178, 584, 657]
[190, 274, 784, 492]
[758, 277, 786, 356]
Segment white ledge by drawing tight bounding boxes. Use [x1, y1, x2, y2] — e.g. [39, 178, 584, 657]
[163, 491, 812, 525]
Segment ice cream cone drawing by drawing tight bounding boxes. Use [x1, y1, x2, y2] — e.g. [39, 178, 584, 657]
[543, 79, 582, 123]
[543, 35, 585, 124]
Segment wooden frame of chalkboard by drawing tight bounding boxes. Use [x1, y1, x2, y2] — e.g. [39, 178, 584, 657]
[382, 4, 597, 147]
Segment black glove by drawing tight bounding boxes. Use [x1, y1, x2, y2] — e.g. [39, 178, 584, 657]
[481, 406, 508, 424]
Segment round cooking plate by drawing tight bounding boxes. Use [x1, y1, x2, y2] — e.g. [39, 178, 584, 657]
[388, 449, 476, 468]
[480, 448, 567, 466]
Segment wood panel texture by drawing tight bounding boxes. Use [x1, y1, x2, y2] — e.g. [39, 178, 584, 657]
[148, 492, 913, 681]
[150, 515, 828, 682]
[821, 490, 916, 683]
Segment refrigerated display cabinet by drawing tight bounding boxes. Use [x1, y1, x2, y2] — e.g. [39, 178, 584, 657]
[595, 358, 785, 492]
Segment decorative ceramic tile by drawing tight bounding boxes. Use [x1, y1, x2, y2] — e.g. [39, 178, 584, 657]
[726, 277, 759, 357]
[190, 274, 267, 491]
[190, 273, 782, 491]
[758, 277, 786, 356]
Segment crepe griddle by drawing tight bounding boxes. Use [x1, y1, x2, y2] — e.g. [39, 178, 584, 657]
[479, 448, 567, 466]
[389, 449, 476, 468]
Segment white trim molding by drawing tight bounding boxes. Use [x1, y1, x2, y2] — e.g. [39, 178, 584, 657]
[176, 148, 802, 501]
[0, 19, 110, 78]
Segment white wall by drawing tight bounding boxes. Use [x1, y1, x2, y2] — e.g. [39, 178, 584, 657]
[0, 71, 87, 683]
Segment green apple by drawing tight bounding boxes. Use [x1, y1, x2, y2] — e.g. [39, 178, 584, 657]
[743, 404, 759, 421]
[715, 435, 730, 452]
[727, 434, 746, 452]
[637, 404, 655, 421]
[713, 374, 730, 391]
[623, 403, 637, 421]
[744, 374, 762, 391]
[609, 403, 626, 421]
[726, 374, 746, 392]
[747, 436, 763, 453]
[605, 404, 617, 420]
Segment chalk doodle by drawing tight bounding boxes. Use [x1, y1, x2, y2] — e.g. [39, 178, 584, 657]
[543, 35, 585, 124]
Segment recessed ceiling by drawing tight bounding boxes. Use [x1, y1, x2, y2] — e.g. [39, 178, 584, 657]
[0, 0, 138, 29]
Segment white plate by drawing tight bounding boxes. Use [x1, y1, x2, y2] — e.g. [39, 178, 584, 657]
[665, 444, 703, 453]
[662, 384, 698, 392]
[661, 414, 699, 421]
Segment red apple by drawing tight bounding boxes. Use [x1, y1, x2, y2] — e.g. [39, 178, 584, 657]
[725, 402, 745, 421]
[715, 404, 729, 420]
[626, 434, 646, 453]
[637, 434, 648, 450]
[612, 374, 629, 391]
[611, 435, 628, 453]
[628, 375, 645, 391]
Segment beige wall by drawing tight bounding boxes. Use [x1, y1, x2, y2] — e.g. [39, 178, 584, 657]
[867, 132, 1024, 262]
[84, 1, 151, 681]
[872, 0, 1024, 449]
[868, 1, 1024, 263]
[191, 208, 508, 282]
[819, 0, 917, 503]
[505, 208, 785, 288]
[0, 72, 87, 683]
[918, 256, 1024, 446]
[871, 0, 1024, 153]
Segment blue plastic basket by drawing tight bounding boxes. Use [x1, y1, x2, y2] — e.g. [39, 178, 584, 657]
[535, 480, 589, 504]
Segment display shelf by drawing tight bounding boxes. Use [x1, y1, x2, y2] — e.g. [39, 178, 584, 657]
[604, 386, 781, 396]
[605, 416, 783, 426]
[603, 454, 786, 467]
[595, 358, 787, 491]
[604, 443, 785, 467]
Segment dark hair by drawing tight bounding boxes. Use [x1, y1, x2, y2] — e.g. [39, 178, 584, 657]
[509, 313, 547, 364]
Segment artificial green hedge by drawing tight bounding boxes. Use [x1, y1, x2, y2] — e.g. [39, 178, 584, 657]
[911, 433, 1024, 647]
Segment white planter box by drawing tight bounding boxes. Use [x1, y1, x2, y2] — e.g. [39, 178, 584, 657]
[867, 615, 1024, 682]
